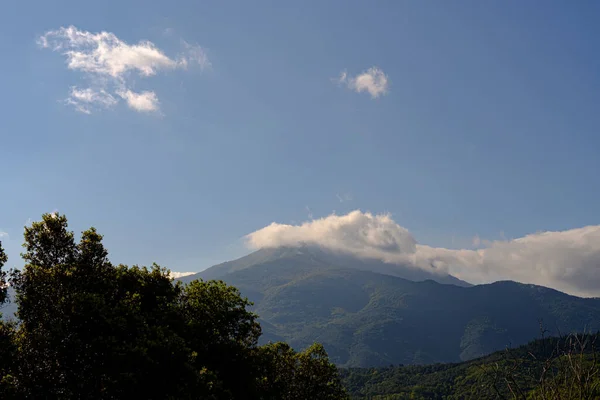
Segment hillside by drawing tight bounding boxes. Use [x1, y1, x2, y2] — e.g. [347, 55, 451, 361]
[179, 247, 600, 368]
[340, 334, 600, 399]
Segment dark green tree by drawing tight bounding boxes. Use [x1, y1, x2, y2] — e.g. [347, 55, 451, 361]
[7, 213, 348, 400]
[11, 214, 201, 399]
[179, 279, 263, 399]
[257, 342, 349, 400]
[0, 239, 7, 304]
[0, 240, 18, 397]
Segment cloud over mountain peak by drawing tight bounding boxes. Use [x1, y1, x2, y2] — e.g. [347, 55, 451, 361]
[246, 210, 600, 297]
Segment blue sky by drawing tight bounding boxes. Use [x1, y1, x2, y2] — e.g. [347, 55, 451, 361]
[1, 1, 600, 293]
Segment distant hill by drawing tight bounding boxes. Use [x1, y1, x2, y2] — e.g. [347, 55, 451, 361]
[340, 334, 600, 399]
[178, 246, 600, 368]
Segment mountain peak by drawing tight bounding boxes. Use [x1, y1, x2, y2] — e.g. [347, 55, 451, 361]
[182, 245, 471, 287]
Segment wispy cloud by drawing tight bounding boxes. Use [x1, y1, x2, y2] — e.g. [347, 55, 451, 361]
[336, 67, 389, 98]
[246, 210, 600, 297]
[117, 89, 159, 112]
[0, 231, 9, 240]
[66, 86, 118, 114]
[180, 40, 211, 71]
[336, 193, 353, 203]
[471, 234, 493, 249]
[38, 26, 208, 114]
[305, 206, 314, 220]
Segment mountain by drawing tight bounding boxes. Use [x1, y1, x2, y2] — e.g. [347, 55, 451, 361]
[180, 245, 471, 286]
[178, 247, 600, 368]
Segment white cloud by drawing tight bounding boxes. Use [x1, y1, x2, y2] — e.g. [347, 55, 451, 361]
[0, 231, 8, 239]
[117, 89, 159, 112]
[169, 271, 196, 279]
[66, 86, 118, 114]
[337, 67, 389, 98]
[247, 210, 417, 264]
[39, 26, 208, 114]
[246, 210, 600, 297]
[39, 26, 183, 78]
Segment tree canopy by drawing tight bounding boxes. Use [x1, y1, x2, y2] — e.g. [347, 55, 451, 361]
[0, 213, 348, 399]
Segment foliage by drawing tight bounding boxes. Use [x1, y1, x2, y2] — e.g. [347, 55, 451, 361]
[0, 240, 17, 396]
[0, 240, 7, 305]
[179, 279, 263, 399]
[483, 332, 600, 399]
[340, 333, 600, 399]
[0, 213, 348, 399]
[257, 342, 349, 399]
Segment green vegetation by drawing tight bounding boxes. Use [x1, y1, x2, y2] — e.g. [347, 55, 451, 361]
[340, 334, 600, 399]
[0, 213, 348, 399]
[183, 250, 600, 368]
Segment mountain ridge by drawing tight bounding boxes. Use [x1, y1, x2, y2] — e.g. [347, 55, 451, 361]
[176, 247, 600, 367]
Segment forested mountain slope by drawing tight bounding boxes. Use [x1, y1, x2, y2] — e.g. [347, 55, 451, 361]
[180, 248, 600, 367]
